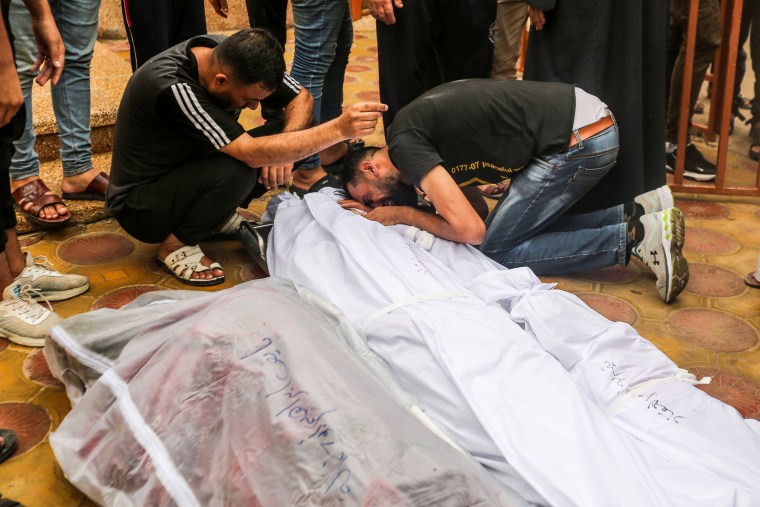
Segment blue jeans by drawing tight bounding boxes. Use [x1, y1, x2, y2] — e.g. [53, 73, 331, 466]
[289, 0, 353, 170]
[480, 121, 626, 275]
[9, 0, 100, 180]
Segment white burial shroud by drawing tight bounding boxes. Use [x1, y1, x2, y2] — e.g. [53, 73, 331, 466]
[267, 192, 760, 507]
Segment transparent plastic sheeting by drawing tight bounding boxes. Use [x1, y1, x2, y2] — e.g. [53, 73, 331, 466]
[46, 279, 522, 507]
[266, 191, 760, 507]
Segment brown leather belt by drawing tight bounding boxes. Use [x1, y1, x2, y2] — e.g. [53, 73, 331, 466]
[567, 114, 614, 148]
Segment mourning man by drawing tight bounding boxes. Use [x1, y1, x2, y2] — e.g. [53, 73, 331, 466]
[342, 79, 689, 303]
[107, 29, 385, 286]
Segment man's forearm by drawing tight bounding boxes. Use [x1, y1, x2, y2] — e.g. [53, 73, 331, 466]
[224, 117, 346, 168]
[405, 207, 485, 245]
[280, 88, 314, 133]
[376, 206, 486, 245]
[21, 0, 52, 19]
[223, 102, 384, 168]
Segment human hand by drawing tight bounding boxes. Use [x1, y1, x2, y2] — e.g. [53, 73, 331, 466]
[209, 0, 229, 18]
[338, 198, 372, 215]
[0, 63, 23, 127]
[528, 6, 546, 30]
[337, 102, 387, 139]
[29, 15, 64, 86]
[369, 0, 404, 25]
[259, 163, 293, 190]
[364, 206, 408, 226]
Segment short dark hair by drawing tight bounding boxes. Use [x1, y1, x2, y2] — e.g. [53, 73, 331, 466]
[343, 145, 382, 187]
[214, 29, 285, 90]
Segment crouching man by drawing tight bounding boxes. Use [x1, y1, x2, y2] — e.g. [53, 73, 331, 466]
[107, 29, 385, 286]
[341, 79, 689, 302]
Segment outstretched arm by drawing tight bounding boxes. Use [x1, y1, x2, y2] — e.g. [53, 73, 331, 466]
[221, 101, 387, 171]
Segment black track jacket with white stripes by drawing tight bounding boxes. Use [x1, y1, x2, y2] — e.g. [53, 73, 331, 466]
[107, 35, 301, 213]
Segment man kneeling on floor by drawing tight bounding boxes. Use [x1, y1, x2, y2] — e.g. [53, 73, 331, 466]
[106, 29, 385, 286]
[341, 79, 690, 303]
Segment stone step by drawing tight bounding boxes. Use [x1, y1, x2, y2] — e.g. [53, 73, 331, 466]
[33, 0, 257, 163]
[31, 39, 131, 162]
[97, 0, 255, 40]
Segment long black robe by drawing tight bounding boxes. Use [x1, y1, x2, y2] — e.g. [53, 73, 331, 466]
[523, 0, 669, 212]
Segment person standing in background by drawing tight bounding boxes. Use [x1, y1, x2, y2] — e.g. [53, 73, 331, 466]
[480, 0, 527, 199]
[523, 0, 669, 212]
[491, 0, 527, 81]
[122, 0, 226, 71]
[8, 0, 107, 228]
[286, 0, 355, 195]
[664, 0, 721, 182]
[368, 0, 496, 129]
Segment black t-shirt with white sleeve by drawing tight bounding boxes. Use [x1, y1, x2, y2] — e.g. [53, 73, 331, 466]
[107, 35, 301, 212]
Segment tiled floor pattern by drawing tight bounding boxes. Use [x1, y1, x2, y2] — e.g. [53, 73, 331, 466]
[1, 16, 760, 507]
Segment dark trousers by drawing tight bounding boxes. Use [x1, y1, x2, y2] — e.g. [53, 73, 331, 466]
[244, 0, 288, 122]
[244, 0, 287, 47]
[0, 0, 20, 252]
[120, 0, 207, 71]
[114, 153, 258, 246]
[375, 0, 495, 128]
[665, 0, 721, 143]
[0, 107, 24, 253]
[735, 0, 760, 121]
[113, 122, 283, 246]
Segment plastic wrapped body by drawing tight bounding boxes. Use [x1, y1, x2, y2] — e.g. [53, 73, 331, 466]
[47, 278, 520, 507]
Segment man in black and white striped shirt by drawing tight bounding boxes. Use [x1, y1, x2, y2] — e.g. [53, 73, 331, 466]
[107, 29, 385, 286]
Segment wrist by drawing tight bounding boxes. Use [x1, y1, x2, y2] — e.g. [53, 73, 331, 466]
[328, 118, 348, 142]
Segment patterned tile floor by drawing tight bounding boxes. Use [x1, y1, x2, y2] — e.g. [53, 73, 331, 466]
[1, 16, 760, 506]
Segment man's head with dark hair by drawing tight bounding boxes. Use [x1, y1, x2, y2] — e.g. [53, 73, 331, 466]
[214, 29, 285, 90]
[344, 146, 418, 208]
[206, 29, 285, 111]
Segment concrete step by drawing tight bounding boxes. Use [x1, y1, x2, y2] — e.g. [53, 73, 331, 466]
[33, 0, 258, 162]
[97, 0, 255, 39]
[31, 39, 131, 162]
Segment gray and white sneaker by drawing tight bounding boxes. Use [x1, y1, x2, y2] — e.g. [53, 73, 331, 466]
[633, 207, 689, 303]
[0, 285, 61, 347]
[634, 185, 674, 215]
[634, 185, 684, 249]
[2, 253, 89, 302]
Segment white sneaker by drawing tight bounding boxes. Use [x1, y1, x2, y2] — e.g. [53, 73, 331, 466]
[633, 207, 689, 303]
[0, 285, 61, 347]
[633, 185, 684, 249]
[2, 253, 89, 302]
[217, 211, 244, 235]
[634, 185, 674, 215]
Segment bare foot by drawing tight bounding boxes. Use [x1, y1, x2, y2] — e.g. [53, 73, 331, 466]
[158, 235, 224, 281]
[60, 167, 103, 194]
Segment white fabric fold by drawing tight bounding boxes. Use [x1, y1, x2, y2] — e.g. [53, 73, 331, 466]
[268, 193, 760, 507]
